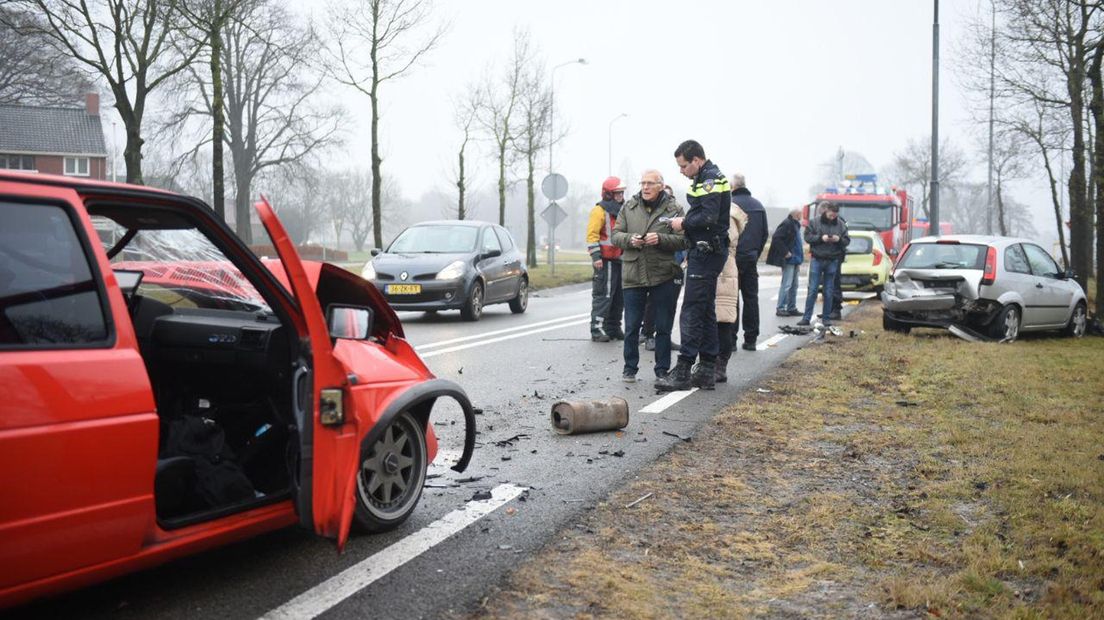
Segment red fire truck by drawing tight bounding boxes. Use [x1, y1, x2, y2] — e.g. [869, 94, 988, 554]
[803, 174, 926, 261]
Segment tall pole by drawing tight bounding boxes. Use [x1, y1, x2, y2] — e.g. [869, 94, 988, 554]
[608, 113, 628, 176]
[930, 0, 941, 237]
[547, 58, 586, 275]
[986, 0, 996, 235]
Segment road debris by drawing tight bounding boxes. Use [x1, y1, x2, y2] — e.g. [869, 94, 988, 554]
[551, 397, 629, 435]
[949, 324, 990, 343]
[471, 490, 493, 501]
[455, 475, 485, 484]
[662, 430, 692, 442]
[895, 400, 920, 407]
[624, 492, 654, 509]
[755, 388, 773, 394]
[494, 433, 530, 447]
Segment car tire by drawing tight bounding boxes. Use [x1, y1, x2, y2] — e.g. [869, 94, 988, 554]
[508, 277, 528, 314]
[1062, 302, 1087, 338]
[460, 281, 484, 321]
[988, 304, 1021, 342]
[354, 411, 427, 533]
[882, 312, 910, 334]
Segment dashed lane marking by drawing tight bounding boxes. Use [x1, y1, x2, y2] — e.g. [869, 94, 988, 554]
[639, 388, 698, 413]
[261, 484, 528, 620]
[419, 318, 590, 358]
[756, 333, 788, 351]
[415, 313, 589, 351]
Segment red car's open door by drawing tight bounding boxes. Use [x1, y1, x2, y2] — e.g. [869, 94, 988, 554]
[255, 196, 359, 550]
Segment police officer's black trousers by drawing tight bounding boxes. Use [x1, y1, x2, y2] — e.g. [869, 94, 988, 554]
[677, 255, 722, 363]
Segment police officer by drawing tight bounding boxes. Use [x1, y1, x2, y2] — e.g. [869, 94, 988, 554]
[656, 140, 731, 392]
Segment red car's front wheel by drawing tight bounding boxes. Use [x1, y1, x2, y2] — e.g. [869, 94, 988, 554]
[354, 411, 428, 533]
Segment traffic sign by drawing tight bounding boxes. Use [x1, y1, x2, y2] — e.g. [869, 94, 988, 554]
[541, 173, 568, 201]
[541, 202, 568, 229]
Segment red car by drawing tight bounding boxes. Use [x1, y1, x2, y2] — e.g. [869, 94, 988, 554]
[0, 172, 475, 608]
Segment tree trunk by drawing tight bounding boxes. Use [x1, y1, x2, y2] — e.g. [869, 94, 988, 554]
[369, 1, 383, 250]
[1066, 32, 1091, 292]
[118, 99, 144, 185]
[1090, 38, 1103, 314]
[995, 174, 1008, 236]
[234, 160, 253, 244]
[497, 141, 506, 226]
[210, 6, 225, 219]
[1039, 134, 1070, 268]
[526, 150, 536, 268]
[457, 146, 466, 220]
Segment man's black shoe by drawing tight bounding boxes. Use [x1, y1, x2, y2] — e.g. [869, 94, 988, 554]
[786, 309, 803, 316]
[591, 332, 611, 342]
[742, 341, 757, 351]
[796, 319, 810, 326]
[775, 310, 788, 317]
[655, 359, 692, 392]
[691, 360, 716, 390]
[606, 328, 626, 340]
[829, 312, 842, 321]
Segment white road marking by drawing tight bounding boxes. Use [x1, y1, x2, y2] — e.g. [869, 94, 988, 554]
[416, 313, 589, 351]
[639, 388, 698, 413]
[419, 318, 589, 358]
[262, 483, 527, 620]
[756, 333, 788, 350]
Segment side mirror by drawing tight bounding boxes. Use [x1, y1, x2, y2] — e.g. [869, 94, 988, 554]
[888, 248, 899, 258]
[482, 248, 502, 259]
[1061, 269, 1075, 280]
[370, 248, 382, 256]
[326, 304, 374, 340]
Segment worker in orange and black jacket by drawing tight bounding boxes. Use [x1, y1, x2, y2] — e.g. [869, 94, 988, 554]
[587, 176, 626, 342]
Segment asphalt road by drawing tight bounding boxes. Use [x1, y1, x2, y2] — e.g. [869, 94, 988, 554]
[14, 273, 839, 620]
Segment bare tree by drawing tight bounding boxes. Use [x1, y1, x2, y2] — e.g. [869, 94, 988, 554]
[256, 164, 324, 244]
[989, 0, 1102, 290]
[513, 60, 555, 267]
[477, 31, 528, 226]
[178, 0, 254, 219]
[1089, 24, 1103, 312]
[165, 1, 342, 242]
[451, 88, 482, 220]
[324, 0, 446, 249]
[6, 0, 203, 184]
[988, 128, 1030, 235]
[889, 137, 969, 220]
[0, 8, 93, 106]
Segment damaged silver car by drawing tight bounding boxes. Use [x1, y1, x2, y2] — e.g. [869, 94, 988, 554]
[881, 235, 1088, 342]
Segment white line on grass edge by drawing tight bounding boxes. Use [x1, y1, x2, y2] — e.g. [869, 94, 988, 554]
[262, 483, 527, 620]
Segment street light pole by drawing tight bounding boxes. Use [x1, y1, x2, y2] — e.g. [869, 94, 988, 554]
[607, 113, 628, 177]
[547, 57, 586, 275]
[930, 0, 941, 237]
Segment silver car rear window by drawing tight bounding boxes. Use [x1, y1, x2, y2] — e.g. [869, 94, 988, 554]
[898, 243, 987, 270]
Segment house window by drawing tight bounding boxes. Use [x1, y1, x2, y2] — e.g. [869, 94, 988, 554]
[64, 157, 90, 176]
[0, 154, 35, 170]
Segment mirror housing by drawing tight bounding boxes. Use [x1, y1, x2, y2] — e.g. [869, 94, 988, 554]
[482, 248, 502, 260]
[370, 248, 382, 256]
[326, 304, 374, 340]
[888, 247, 899, 258]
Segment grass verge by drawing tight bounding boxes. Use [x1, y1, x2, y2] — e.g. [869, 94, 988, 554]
[527, 262, 592, 291]
[470, 304, 1104, 618]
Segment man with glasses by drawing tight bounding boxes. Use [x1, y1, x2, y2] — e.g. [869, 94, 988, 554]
[610, 170, 687, 382]
[657, 140, 731, 392]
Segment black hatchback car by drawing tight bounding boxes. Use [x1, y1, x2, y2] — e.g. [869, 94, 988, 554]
[361, 220, 528, 321]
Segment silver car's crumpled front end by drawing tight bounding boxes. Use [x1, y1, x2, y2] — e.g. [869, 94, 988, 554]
[882, 269, 1000, 327]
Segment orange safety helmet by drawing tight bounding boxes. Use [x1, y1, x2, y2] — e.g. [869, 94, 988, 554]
[601, 176, 626, 200]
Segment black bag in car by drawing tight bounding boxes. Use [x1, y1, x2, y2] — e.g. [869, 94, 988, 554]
[162, 415, 255, 509]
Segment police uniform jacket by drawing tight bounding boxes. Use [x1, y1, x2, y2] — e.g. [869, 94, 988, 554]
[610, 193, 687, 289]
[683, 160, 731, 267]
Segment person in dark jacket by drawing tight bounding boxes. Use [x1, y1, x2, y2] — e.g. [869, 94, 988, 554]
[765, 208, 803, 316]
[798, 202, 849, 327]
[730, 174, 768, 351]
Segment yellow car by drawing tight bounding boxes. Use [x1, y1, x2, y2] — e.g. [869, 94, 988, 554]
[841, 230, 891, 293]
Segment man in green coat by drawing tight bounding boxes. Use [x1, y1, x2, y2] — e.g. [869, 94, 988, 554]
[610, 169, 688, 383]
